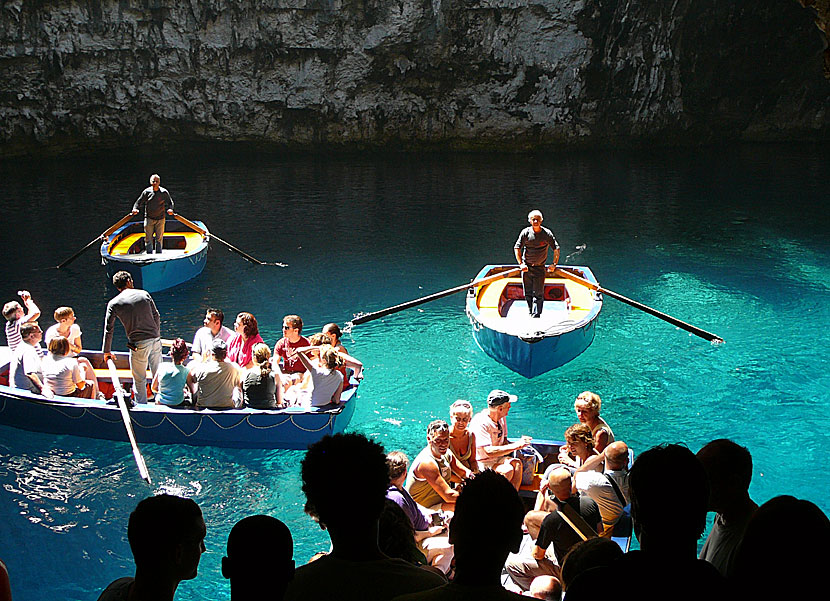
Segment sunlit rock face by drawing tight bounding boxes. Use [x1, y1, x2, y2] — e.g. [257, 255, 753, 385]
[1, 0, 827, 156]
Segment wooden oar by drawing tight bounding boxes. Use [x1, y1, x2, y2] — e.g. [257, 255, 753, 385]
[56, 213, 134, 269]
[553, 267, 724, 343]
[107, 359, 152, 486]
[352, 267, 522, 326]
[173, 213, 287, 267]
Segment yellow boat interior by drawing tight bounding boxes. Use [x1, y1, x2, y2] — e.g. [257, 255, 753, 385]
[476, 276, 595, 320]
[108, 231, 204, 256]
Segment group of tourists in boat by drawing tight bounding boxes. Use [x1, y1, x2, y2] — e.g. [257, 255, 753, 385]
[3, 277, 363, 411]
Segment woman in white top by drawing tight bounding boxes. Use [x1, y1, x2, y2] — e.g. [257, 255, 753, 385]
[42, 336, 95, 399]
[44, 306, 99, 398]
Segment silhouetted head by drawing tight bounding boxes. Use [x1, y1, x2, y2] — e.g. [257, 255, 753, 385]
[301, 433, 388, 532]
[378, 499, 423, 565]
[222, 515, 294, 601]
[560, 537, 623, 591]
[127, 494, 205, 582]
[629, 444, 708, 552]
[696, 439, 752, 512]
[449, 470, 524, 573]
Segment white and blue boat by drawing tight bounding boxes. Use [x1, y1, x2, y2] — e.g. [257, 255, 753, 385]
[466, 265, 603, 377]
[0, 349, 358, 450]
[100, 219, 209, 292]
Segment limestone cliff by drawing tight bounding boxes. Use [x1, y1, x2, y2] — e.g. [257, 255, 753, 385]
[1, 0, 828, 156]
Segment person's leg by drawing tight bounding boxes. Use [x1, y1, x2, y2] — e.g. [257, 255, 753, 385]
[130, 342, 150, 404]
[505, 554, 559, 592]
[143, 218, 153, 253]
[153, 218, 165, 253]
[522, 269, 534, 314]
[494, 457, 523, 490]
[530, 265, 545, 316]
[524, 510, 549, 540]
[77, 357, 99, 397]
[421, 535, 454, 574]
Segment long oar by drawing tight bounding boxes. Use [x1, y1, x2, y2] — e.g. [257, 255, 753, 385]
[352, 267, 522, 326]
[553, 267, 724, 343]
[56, 213, 134, 269]
[107, 359, 152, 486]
[174, 213, 286, 267]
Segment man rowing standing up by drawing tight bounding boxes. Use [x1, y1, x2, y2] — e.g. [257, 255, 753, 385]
[103, 271, 162, 404]
[514, 210, 560, 318]
[131, 173, 174, 254]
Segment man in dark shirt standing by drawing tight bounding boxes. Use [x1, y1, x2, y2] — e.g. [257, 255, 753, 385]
[514, 210, 559, 318]
[132, 173, 174, 254]
[103, 271, 162, 404]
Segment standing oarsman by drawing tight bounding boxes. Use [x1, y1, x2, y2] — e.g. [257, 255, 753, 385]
[132, 173, 174, 254]
[514, 210, 560, 318]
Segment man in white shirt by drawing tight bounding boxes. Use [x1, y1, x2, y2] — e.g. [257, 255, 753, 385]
[573, 441, 631, 537]
[191, 308, 233, 361]
[10, 322, 50, 397]
[469, 389, 532, 490]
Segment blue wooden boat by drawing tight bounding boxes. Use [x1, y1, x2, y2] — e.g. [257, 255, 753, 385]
[100, 219, 209, 292]
[466, 265, 603, 377]
[0, 349, 358, 450]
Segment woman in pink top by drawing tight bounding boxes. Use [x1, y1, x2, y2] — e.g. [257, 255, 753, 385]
[226, 312, 264, 370]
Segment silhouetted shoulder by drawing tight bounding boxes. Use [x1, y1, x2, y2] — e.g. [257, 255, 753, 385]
[393, 582, 525, 601]
[96, 577, 134, 601]
[284, 555, 445, 601]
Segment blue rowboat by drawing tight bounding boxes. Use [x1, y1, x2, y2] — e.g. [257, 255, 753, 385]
[0, 349, 358, 450]
[466, 265, 603, 378]
[100, 219, 209, 292]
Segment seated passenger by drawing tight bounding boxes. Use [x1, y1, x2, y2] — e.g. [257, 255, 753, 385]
[187, 339, 241, 410]
[557, 424, 600, 472]
[289, 344, 344, 407]
[227, 312, 264, 370]
[273, 314, 310, 388]
[321, 323, 361, 387]
[448, 400, 479, 475]
[44, 306, 99, 398]
[191, 308, 233, 361]
[573, 391, 615, 453]
[386, 451, 454, 574]
[3, 289, 40, 352]
[9, 322, 51, 397]
[469, 390, 531, 490]
[42, 336, 95, 399]
[242, 343, 285, 410]
[573, 441, 630, 537]
[151, 338, 191, 407]
[406, 420, 473, 512]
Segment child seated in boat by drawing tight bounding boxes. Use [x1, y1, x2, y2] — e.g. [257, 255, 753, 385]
[44, 306, 100, 399]
[3, 290, 40, 351]
[242, 343, 285, 410]
[42, 336, 95, 399]
[151, 338, 191, 408]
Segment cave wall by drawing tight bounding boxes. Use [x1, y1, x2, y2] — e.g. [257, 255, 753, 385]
[1, 0, 827, 156]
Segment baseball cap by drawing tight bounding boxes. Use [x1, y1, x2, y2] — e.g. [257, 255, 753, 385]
[487, 389, 517, 407]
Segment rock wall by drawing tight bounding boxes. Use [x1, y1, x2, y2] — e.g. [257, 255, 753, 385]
[1, 0, 828, 156]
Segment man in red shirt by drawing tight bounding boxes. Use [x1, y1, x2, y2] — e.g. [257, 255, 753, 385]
[273, 314, 310, 387]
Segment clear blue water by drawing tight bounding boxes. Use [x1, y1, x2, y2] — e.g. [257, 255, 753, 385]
[1, 145, 828, 600]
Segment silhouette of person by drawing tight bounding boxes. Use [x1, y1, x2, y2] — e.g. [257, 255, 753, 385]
[392, 469, 528, 601]
[696, 439, 758, 578]
[222, 515, 295, 601]
[283, 433, 446, 601]
[565, 444, 725, 601]
[0, 558, 10, 601]
[731, 495, 830, 599]
[97, 494, 206, 601]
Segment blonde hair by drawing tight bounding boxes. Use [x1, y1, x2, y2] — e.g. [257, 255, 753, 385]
[450, 399, 473, 416]
[565, 423, 594, 448]
[576, 391, 602, 413]
[319, 345, 344, 370]
[252, 343, 272, 376]
[54, 306, 74, 321]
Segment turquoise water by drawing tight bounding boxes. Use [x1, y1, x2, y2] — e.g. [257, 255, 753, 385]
[1, 146, 828, 600]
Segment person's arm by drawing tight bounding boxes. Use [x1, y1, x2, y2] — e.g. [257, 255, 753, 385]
[273, 370, 285, 407]
[148, 295, 160, 335]
[467, 431, 479, 473]
[417, 459, 459, 503]
[483, 435, 532, 459]
[19, 291, 40, 323]
[151, 371, 161, 394]
[449, 453, 473, 481]
[186, 370, 197, 395]
[72, 361, 86, 390]
[102, 301, 116, 355]
[414, 526, 445, 542]
[533, 480, 549, 511]
[69, 324, 83, 355]
[593, 428, 610, 453]
[338, 351, 364, 380]
[295, 347, 315, 371]
[165, 189, 174, 214]
[330, 377, 343, 405]
[515, 232, 527, 271]
[132, 190, 145, 214]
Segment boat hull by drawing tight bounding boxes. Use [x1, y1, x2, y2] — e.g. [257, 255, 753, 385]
[466, 265, 602, 377]
[101, 220, 209, 292]
[0, 350, 357, 450]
